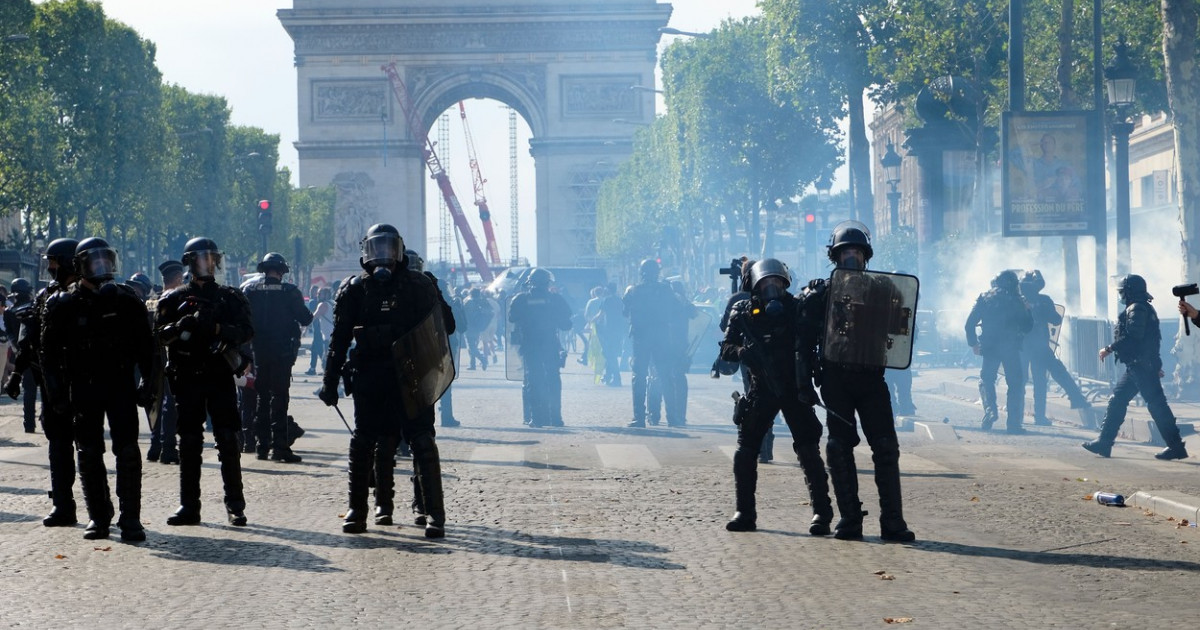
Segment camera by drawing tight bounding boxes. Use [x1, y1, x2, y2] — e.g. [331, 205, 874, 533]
[719, 257, 746, 294]
[1172, 283, 1198, 298]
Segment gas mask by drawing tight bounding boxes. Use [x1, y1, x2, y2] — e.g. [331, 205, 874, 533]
[838, 251, 863, 271]
[371, 265, 393, 283]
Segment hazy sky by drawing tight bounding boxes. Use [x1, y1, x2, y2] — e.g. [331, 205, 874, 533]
[88, 1, 773, 264]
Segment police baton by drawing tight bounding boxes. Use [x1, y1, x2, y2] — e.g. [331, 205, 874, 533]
[811, 399, 857, 431]
[330, 403, 353, 433]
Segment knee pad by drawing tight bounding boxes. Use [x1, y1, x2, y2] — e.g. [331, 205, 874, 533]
[408, 432, 437, 457]
[826, 437, 855, 463]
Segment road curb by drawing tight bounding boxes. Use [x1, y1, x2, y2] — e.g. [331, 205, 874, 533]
[913, 420, 958, 442]
[1128, 490, 1200, 523]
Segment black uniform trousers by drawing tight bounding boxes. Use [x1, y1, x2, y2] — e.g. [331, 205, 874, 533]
[630, 337, 677, 424]
[254, 358, 293, 452]
[350, 360, 443, 523]
[1097, 362, 1183, 448]
[171, 368, 245, 512]
[979, 346, 1026, 430]
[732, 388, 824, 518]
[1024, 346, 1086, 421]
[521, 342, 562, 427]
[72, 382, 141, 527]
[821, 364, 908, 529]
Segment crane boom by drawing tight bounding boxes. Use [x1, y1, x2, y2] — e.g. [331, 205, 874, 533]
[458, 102, 504, 265]
[381, 63, 493, 282]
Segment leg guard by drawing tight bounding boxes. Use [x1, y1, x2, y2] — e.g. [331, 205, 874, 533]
[114, 443, 145, 541]
[373, 436, 397, 524]
[213, 428, 245, 516]
[409, 432, 445, 538]
[826, 438, 863, 540]
[871, 443, 915, 542]
[77, 446, 114, 528]
[795, 443, 832, 535]
[44, 433, 77, 526]
[344, 435, 372, 533]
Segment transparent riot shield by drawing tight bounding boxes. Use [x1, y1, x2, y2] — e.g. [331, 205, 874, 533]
[504, 318, 524, 382]
[1048, 303, 1066, 354]
[686, 307, 716, 360]
[391, 307, 456, 418]
[823, 269, 919, 369]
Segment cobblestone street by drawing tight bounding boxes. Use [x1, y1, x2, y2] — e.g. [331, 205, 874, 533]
[3, 359, 1200, 628]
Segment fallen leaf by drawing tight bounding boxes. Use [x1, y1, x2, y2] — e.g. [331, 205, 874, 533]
[93, 546, 112, 552]
[1113, 522, 1132, 526]
[1182, 519, 1191, 527]
[1168, 516, 1176, 522]
[1182, 540, 1189, 544]
[969, 496, 980, 502]
[952, 591, 960, 594]
[54, 554, 66, 559]
[873, 570, 887, 575]
[883, 617, 914, 624]
[1084, 494, 1094, 501]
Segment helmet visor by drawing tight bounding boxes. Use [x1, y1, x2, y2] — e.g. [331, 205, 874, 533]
[189, 250, 222, 279]
[79, 247, 118, 281]
[362, 234, 400, 266]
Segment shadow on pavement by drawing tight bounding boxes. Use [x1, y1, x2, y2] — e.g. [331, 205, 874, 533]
[0, 510, 41, 523]
[446, 523, 686, 570]
[588, 427, 693, 439]
[0, 485, 48, 496]
[913, 539, 1200, 572]
[149, 531, 345, 572]
[436, 435, 540, 447]
[440, 458, 582, 471]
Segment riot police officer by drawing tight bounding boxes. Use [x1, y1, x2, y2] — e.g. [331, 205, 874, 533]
[623, 259, 690, 428]
[463, 287, 493, 370]
[508, 268, 572, 427]
[125, 272, 153, 302]
[320, 224, 453, 537]
[6, 239, 78, 526]
[41, 238, 156, 541]
[1083, 275, 1188, 460]
[155, 237, 255, 527]
[1019, 270, 1093, 426]
[147, 260, 185, 465]
[6, 277, 38, 433]
[965, 270, 1033, 433]
[801, 222, 916, 542]
[243, 252, 313, 463]
[720, 259, 831, 534]
[407, 249, 462, 428]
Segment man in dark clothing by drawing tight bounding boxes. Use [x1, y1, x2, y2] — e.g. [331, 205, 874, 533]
[6, 239, 78, 527]
[596, 283, 626, 386]
[1084, 275, 1188, 460]
[508, 268, 573, 427]
[243, 252, 313, 463]
[964, 270, 1034, 433]
[463, 288, 492, 370]
[147, 260, 185, 465]
[320, 224, 454, 538]
[6, 277, 38, 433]
[1019, 270, 1093, 427]
[800, 222, 916, 542]
[623, 259, 690, 428]
[719, 258, 830, 534]
[42, 238, 156, 541]
[155, 237, 255, 527]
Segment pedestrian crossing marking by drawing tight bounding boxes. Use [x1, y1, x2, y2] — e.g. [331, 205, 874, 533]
[595, 444, 661, 470]
[470, 446, 526, 464]
[900, 453, 950, 472]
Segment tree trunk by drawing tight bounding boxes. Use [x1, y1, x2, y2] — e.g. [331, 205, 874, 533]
[1056, 0, 1081, 315]
[847, 86, 875, 235]
[1164, 0, 1200, 397]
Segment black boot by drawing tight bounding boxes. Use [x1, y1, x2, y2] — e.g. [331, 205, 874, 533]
[978, 381, 997, 431]
[77, 447, 114, 540]
[271, 447, 303, 463]
[1082, 406, 1121, 457]
[43, 434, 77, 527]
[728, 443, 759, 532]
[410, 474, 427, 526]
[373, 437, 397, 526]
[411, 435, 446, 538]
[343, 436, 372, 534]
[827, 440, 864, 541]
[286, 416, 305, 447]
[873, 445, 915, 542]
[214, 429, 247, 526]
[114, 444, 145, 542]
[725, 511, 757, 532]
[168, 434, 204, 525]
[796, 443, 833, 536]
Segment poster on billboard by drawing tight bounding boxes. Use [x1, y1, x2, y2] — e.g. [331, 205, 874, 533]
[1002, 111, 1102, 236]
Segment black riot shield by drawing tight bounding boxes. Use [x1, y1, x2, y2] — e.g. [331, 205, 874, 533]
[392, 307, 456, 418]
[823, 269, 919, 369]
[504, 318, 524, 382]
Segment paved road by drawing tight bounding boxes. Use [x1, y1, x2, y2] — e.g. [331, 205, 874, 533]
[2, 358, 1199, 628]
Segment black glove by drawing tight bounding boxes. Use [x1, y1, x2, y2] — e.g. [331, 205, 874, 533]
[4, 373, 20, 400]
[136, 381, 155, 410]
[738, 345, 759, 369]
[194, 308, 217, 336]
[318, 378, 339, 406]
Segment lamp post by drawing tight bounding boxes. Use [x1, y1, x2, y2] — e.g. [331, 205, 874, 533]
[1105, 37, 1137, 278]
[881, 140, 903, 233]
[658, 27, 713, 40]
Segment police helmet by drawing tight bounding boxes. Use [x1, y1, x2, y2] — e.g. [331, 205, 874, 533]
[9, 277, 32, 296]
[405, 249, 424, 272]
[74, 237, 119, 283]
[44, 238, 79, 267]
[126, 272, 152, 298]
[992, 269, 1020, 294]
[182, 237, 222, 281]
[826, 221, 874, 263]
[527, 267, 554, 289]
[639, 258, 660, 282]
[747, 258, 790, 292]
[360, 224, 404, 270]
[1117, 274, 1151, 302]
[1020, 269, 1045, 294]
[256, 252, 289, 275]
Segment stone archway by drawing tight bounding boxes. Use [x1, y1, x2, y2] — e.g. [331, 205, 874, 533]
[279, 1, 671, 277]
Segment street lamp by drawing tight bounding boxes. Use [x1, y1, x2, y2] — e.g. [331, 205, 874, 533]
[1105, 37, 1137, 277]
[658, 27, 713, 40]
[815, 174, 832, 205]
[881, 140, 903, 233]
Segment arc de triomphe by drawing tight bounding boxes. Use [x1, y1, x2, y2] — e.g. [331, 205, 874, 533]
[278, 1, 671, 276]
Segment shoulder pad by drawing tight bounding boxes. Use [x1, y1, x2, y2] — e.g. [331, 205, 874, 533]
[113, 283, 140, 300]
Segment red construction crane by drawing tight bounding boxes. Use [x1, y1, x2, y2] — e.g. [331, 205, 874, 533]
[458, 101, 503, 265]
[381, 63, 494, 282]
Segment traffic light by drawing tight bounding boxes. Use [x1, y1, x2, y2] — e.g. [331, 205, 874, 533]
[257, 199, 272, 234]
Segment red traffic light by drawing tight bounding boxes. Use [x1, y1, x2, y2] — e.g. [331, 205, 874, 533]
[805, 213, 816, 223]
[258, 199, 271, 211]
